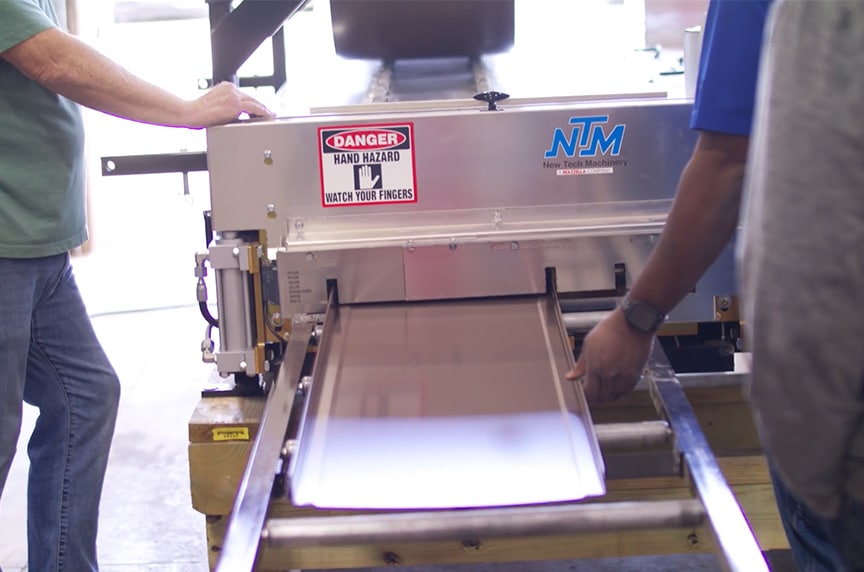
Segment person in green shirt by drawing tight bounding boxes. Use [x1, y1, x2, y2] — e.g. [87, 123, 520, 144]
[0, 2, 272, 570]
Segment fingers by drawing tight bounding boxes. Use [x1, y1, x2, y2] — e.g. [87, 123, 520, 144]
[565, 356, 585, 381]
[568, 356, 622, 406]
[242, 100, 275, 119]
[213, 82, 276, 119]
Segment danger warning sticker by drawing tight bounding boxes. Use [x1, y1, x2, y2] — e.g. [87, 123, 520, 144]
[318, 123, 417, 207]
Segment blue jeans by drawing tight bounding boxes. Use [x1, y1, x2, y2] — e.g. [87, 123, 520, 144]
[772, 464, 864, 571]
[0, 254, 120, 572]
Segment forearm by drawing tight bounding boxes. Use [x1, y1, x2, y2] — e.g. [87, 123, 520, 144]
[14, 28, 196, 127]
[628, 132, 748, 313]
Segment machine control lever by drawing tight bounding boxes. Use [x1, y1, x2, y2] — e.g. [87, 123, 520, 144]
[473, 90, 510, 111]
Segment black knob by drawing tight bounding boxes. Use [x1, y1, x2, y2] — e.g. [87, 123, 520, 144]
[473, 90, 510, 111]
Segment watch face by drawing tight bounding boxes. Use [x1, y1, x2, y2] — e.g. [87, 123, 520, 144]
[629, 303, 659, 331]
[624, 299, 665, 332]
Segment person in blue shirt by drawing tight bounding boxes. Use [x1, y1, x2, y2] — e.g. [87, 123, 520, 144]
[566, 0, 850, 569]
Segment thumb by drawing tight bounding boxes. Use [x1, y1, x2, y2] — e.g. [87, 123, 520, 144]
[566, 354, 586, 381]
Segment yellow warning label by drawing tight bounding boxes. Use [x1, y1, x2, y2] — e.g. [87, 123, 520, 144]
[212, 427, 250, 442]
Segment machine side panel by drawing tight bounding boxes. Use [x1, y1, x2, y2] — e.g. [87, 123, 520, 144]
[206, 100, 695, 241]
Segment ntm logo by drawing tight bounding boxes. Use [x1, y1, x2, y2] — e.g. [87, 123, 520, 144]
[544, 115, 626, 158]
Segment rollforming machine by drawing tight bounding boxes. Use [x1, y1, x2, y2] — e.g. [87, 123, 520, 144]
[196, 93, 769, 571]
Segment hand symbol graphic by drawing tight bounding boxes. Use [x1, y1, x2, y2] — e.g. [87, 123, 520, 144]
[358, 165, 381, 189]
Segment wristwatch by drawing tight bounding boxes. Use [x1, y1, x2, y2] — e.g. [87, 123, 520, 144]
[620, 293, 668, 333]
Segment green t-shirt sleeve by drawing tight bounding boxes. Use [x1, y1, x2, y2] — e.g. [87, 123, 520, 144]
[0, 0, 57, 54]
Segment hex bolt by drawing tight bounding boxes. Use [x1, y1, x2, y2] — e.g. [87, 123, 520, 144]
[281, 439, 298, 458]
[305, 252, 315, 262]
[717, 295, 732, 311]
[299, 376, 312, 394]
[232, 247, 240, 257]
[239, 361, 247, 370]
[510, 241, 519, 251]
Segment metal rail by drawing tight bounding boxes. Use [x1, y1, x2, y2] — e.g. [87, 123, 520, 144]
[101, 151, 207, 177]
[310, 90, 668, 115]
[646, 345, 769, 572]
[213, 316, 317, 572]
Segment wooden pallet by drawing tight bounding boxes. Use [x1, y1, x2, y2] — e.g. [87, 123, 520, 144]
[188, 385, 786, 570]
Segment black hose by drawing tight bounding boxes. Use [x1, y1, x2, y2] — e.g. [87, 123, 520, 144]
[199, 301, 219, 328]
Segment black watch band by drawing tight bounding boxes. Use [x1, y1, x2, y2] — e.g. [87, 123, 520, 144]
[620, 294, 668, 334]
